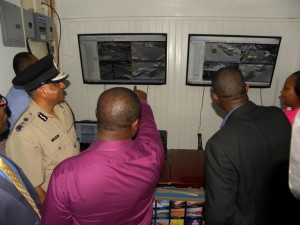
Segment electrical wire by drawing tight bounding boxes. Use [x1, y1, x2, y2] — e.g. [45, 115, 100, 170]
[26, 38, 32, 54]
[46, 41, 51, 54]
[198, 87, 205, 133]
[41, 2, 61, 68]
[260, 88, 263, 106]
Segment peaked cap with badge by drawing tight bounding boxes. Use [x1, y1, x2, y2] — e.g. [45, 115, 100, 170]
[12, 54, 69, 91]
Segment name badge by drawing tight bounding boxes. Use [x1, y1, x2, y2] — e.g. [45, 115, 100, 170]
[51, 134, 59, 142]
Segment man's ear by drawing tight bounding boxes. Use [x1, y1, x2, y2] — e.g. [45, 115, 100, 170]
[36, 86, 46, 97]
[212, 92, 219, 102]
[131, 119, 140, 137]
[245, 83, 249, 93]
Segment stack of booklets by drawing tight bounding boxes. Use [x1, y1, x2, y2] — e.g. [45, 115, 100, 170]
[152, 187, 205, 225]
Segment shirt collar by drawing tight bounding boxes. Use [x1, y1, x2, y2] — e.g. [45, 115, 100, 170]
[220, 105, 241, 128]
[29, 98, 65, 118]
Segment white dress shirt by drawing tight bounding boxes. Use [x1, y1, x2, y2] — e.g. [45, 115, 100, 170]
[289, 110, 300, 199]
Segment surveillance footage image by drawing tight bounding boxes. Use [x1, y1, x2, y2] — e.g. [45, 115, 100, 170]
[98, 41, 165, 83]
[186, 35, 281, 88]
[78, 33, 167, 85]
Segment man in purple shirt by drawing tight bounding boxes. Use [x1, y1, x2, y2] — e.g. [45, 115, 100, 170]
[41, 86, 164, 225]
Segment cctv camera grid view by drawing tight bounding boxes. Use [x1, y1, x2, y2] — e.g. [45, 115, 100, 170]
[98, 41, 166, 84]
[186, 35, 281, 88]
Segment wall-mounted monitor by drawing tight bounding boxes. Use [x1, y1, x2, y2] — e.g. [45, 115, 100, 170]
[78, 33, 167, 85]
[186, 34, 281, 88]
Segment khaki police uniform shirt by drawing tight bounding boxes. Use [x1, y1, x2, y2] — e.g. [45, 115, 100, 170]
[6, 99, 79, 191]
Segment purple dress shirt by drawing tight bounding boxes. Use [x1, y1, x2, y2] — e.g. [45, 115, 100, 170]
[41, 99, 164, 225]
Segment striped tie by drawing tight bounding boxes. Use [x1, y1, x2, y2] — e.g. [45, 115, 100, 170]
[0, 157, 41, 218]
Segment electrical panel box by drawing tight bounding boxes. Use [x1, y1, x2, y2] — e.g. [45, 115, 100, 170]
[46, 16, 54, 41]
[33, 12, 47, 42]
[23, 9, 35, 39]
[33, 12, 53, 42]
[0, 1, 25, 47]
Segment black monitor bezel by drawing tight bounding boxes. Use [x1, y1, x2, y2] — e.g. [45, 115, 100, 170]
[186, 34, 282, 88]
[78, 33, 167, 85]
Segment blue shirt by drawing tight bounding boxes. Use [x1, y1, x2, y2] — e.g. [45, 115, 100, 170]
[6, 86, 29, 130]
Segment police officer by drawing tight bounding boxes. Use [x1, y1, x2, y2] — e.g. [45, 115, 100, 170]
[6, 54, 79, 203]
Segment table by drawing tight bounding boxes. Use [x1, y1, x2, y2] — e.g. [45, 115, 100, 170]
[158, 149, 205, 188]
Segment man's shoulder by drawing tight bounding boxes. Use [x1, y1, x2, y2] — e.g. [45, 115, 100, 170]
[52, 152, 83, 177]
[11, 110, 37, 133]
[259, 104, 282, 112]
[238, 102, 285, 119]
[57, 101, 73, 114]
[7, 85, 27, 96]
[257, 105, 288, 121]
[58, 101, 71, 108]
[6, 86, 28, 101]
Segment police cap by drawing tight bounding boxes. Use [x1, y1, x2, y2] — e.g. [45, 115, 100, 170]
[12, 54, 69, 91]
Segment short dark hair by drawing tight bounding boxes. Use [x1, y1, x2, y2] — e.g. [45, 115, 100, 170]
[212, 67, 247, 100]
[13, 52, 37, 75]
[293, 70, 300, 96]
[96, 87, 141, 131]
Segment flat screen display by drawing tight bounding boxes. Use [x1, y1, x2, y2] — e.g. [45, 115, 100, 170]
[75, 121, 97, 144]
[78, 33, 167, 85]
[186, 34, 281, 88]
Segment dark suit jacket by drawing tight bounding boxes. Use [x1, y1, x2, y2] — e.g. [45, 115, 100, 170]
[205, 101, 300, 225]
[0, 154, 41, 225]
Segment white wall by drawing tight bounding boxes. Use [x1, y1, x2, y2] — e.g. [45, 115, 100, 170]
[0, 0, 25, 95]
[1, 0, 300, 149]
[0, 0, 50, 94]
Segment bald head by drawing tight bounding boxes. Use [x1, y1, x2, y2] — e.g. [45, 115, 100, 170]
[96, 87, 141, 132]
[212, 67, 248, 101]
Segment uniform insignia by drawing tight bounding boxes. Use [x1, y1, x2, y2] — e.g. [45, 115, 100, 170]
[51, 134, 59, 142]
[14, 114, 32, 132]
[16, 124, 23, 132]
[38, 112, 48, 121]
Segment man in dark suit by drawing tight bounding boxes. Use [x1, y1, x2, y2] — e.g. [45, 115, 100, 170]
[0, 94, 41, 225]
[205, 67, 299, 225]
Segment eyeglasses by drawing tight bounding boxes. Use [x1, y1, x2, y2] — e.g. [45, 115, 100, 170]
[0, 95, 8, 107]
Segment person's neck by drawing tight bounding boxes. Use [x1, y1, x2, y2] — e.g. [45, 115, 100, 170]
[98, 129, 132, 141]
[223, 98, 249, 113]
[32, 97, 57, 117]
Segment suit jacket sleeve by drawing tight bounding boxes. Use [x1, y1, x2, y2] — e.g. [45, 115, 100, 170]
[205, 138, 237, 225]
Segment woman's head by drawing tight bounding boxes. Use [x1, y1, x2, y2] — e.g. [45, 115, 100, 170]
[281, 71, 300, 109]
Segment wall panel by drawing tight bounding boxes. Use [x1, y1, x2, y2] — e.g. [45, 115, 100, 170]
[57, 16, 300, 149]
